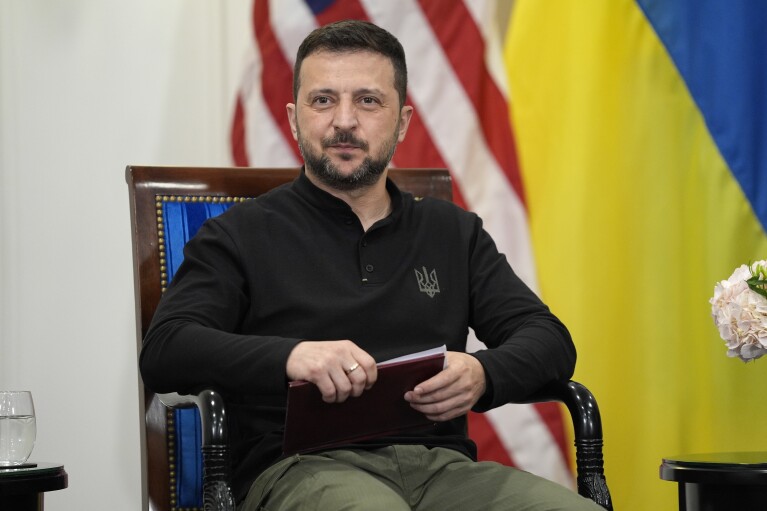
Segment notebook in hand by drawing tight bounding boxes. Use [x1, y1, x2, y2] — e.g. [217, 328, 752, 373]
[283, 347, 446, 455]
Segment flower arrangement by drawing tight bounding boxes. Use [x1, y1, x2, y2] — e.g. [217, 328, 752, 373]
[710, 260, 767, 361]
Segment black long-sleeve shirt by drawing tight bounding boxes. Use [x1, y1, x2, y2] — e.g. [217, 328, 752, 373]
[140, 170, 575, 502]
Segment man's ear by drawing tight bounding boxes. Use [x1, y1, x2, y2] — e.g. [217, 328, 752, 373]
[397, 105, 414, 143]
[286, 103, 298, 141]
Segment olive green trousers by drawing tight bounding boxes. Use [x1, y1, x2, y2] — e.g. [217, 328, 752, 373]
[238, 445, 603, 511]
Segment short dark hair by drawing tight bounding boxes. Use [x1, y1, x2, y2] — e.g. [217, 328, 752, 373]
[293, 20, 408, 108]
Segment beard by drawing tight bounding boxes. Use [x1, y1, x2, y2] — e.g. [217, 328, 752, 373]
[297, 125, 399, 192]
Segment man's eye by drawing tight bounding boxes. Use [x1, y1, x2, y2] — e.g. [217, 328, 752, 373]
[361, 97, 377, 104]
[313, 96, 330, 105]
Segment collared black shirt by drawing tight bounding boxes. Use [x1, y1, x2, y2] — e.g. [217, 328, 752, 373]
[141, 170, 575, 502]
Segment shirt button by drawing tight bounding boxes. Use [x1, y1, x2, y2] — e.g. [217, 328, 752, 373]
[361, 241, 368, 247]
[365, 264, 374, 272]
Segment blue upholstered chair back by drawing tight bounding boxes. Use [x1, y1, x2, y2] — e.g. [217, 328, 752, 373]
[161, 197, 245, 509]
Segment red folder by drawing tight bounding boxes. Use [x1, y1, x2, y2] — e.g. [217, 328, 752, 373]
[283, 352, 445, 455]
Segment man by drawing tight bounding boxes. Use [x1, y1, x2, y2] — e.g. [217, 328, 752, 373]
[141, 20, 602, 510]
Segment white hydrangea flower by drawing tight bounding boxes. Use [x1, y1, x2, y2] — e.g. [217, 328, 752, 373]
[710, 261, 767, 362]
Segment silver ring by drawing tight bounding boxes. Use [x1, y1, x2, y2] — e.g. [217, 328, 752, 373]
[345, 363, 359, 374]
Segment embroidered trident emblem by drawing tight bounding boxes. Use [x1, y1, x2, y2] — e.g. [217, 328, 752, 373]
[415, 266, 440, 298]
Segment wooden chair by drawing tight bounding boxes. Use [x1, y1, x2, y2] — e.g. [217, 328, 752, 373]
[126, 165, 613, 511]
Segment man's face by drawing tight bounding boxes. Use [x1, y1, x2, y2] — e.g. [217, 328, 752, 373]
[287, 50, 412, 191]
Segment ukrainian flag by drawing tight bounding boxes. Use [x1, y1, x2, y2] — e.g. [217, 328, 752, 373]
[504, 1, 767, 509]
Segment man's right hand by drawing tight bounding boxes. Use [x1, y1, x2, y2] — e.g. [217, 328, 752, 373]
[286, 340, 377, 403]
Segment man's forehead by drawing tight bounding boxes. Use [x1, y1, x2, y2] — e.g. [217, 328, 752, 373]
[297, 50, 396, 90]
[301, 49, 392, 71]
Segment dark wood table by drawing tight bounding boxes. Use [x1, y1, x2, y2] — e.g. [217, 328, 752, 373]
[0, 463, 68, 510]
[660, 452, 767, 511]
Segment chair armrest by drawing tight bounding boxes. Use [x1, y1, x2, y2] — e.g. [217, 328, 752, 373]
[512, 380, 613, 510]
[158, 391, 235, 511]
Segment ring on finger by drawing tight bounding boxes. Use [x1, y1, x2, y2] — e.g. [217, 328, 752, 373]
[345, 362, 359, 374]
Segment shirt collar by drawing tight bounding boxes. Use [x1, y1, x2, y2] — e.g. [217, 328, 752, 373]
[292, 167, 405, 224]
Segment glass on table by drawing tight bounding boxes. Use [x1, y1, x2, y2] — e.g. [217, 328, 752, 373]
[0, 391, 36, 466]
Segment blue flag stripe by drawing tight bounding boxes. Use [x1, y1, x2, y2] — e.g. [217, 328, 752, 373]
[636, 0, 767, 231]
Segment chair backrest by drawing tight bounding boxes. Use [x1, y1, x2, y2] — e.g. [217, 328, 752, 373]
[126, 166, 453, 511]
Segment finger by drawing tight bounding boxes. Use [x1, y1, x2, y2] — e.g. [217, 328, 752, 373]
[352, 351, 378, 389]
[410, 395, 471, 421]
[328, 366, 353, 403]
[344, 361, 361, 375]
[407, 369, 457, 400]
[345, 362, 367, 397]
[313, 373, 338, 403]
[405, 385, 459, 405]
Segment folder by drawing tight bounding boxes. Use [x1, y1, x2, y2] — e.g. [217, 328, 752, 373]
[283, 348, 446, 455]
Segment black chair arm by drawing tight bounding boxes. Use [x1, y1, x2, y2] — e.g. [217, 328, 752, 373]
[157, 382, 613, 511]
[158, 391, 235, 511]
[513, 380, 613, 510]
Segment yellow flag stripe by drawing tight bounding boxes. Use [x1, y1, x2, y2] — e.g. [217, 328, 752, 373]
[505, 1, 767, 509]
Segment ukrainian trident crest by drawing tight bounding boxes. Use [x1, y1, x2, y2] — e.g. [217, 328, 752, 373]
[415, 266, 440, 298]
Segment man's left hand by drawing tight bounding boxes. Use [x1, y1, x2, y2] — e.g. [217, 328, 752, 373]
[404, 351, 486, 422]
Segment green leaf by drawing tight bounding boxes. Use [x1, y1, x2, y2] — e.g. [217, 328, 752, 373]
[746, 276, 767, 299]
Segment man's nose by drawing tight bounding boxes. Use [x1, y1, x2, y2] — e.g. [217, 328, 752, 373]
[333, 98, 358, 130]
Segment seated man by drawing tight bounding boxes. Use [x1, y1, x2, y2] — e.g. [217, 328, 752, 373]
[140, 19, 602, 511]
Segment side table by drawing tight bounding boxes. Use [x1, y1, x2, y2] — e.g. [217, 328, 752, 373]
[660, 452, 767, 511]
[0, 463, 68, 511]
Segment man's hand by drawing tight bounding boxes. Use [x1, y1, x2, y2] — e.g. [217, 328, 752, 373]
[404, 351, 486, 421]
[286, 340, 377, 403]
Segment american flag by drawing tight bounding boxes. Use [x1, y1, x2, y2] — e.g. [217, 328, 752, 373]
[230, 0, 573, 487]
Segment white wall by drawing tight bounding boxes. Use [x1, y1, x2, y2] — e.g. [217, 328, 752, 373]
[0, 1, 250, 508]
